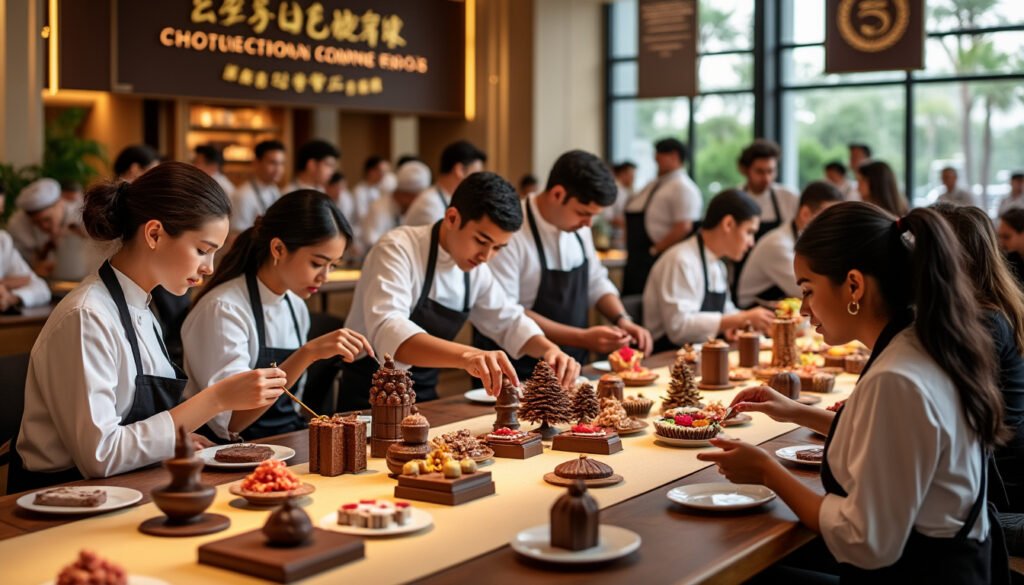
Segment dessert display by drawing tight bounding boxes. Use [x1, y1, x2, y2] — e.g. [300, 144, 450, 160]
[430, 429, 493, 462]
[56, 550, 127, 585]
[214, 444, 275, 464]
[823, 346, 851, 368]
[551, 422, 623, 455]
[795, 447, 824, 462]
[845, 353, 868, 375]
[571, 381, 600, 423]
[263, 495, 313, 547]
[596, 373, 625, 401]
[729, 368, 753, 382]
[385, 414, 433, 475]
[699, 338, 732, 389]
[798, 370, 836, 393]
[608, 346, 643, 373]
[240, 459, 302, 493]
[494, 378, 522, 431]
[369, 354, 416, 458]
[662, 355, 704, 412]
[544, 454, 623, 488]
[34, 487, 107, 508]
[620, 367, 659, 386]
[520, 361, 575, 439]
[677, 343, 700, 369]
[771, 318, 800, 368]
[394, 449, 496, 505]
[594, 397, 647, 434]
[737, 325, 761, 368]
[622, 393, 654, 418]
[769, 371, 802, 400]
[337, 499, 412, 529]
[550, 480, 599, 551]
[654, 410, 722, 440]
[309, 414, 368, 476]
[480, 426, 543, 459]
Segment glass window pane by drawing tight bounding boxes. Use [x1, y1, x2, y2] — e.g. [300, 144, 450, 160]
[699, 0, 753, 52]
[913, 81, 1024, 215]
[693, 94, 754, 200]
[610, 0, 638, 59]
[782, 46, 905, 86]
[611, 61, 638, 97]
[927, 0, 1024, 33]
[914, 31, 1024, 79]
[699, 53, 754, 91]
[781, 0, 825, 45]
[609, 98, 691, 187]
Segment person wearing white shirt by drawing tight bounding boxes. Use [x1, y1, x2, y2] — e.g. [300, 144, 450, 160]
[622, 138, 703, 296]
[345, 156, 392, 258]
[284, 139, 339, 194]
[183, 191, 372, 441]
[192, 145, 235, 197]
[342, 172, 580, 408]
[0, 230, 50, 310]
[737, 181, 844, 308]
[700, 202, 1006, 580]
[600, 161, 635, 249]
[8, 162, 286, 493]
[517, 174, 538, 200]
[360, 160, 432, 252]
[7, 178, 89, 280]
[230, 140, 286, 236]
[484, 151, 654, 378]
[737, 139, 799, 240]
[403, 140, 486, 227]
[824, 161, 858, 201]
[937, 167, 978, 207]
[113, 144, 160, 183]
[643, 189, 774, 350]
[998, 172, 1024, 216]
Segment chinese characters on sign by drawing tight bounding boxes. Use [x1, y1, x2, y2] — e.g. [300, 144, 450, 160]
[826, 0, 924, 73]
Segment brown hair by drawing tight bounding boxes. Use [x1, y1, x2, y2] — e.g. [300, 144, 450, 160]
[795, 202, 1007, 447]
[738, 139, 780, 168]
[857, 160, 908, 217]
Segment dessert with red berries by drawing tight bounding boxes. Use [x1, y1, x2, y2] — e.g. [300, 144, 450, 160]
[608, 346, 642, 373]
[479, 426, 543, 459]
[654, 410, 722, 440]
[552, 422, 623, 455]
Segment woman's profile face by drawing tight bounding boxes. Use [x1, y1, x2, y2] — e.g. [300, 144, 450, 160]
[794, 254, 855, 346]
[152, 217, 229, 295]
[272, 234, 347, 298]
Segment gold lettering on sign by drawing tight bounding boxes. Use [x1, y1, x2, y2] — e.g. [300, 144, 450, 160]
[838, 0, 910, 53]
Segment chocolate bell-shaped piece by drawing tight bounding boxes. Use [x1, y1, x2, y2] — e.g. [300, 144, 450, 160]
[770, 371, 802, 400]
[263, 495, 313, 547]
[550, 479, 599, 551]
[494, 378, 522, 431]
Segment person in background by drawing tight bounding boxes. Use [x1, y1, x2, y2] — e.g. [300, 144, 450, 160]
[824, 161, 857, 201]
[517, 174, 538, 200]
[113, 145, 160, 182]
[998, 172, 1024, 216]
[997, 208, 1024, 288]
[192, 145, 234, 196]
[643, 189, 774, 350]
[404, 140, 487, 227]
[857, 160, 909, 216]
[622, 138, 703, 296]
[324, 171, 351, 215]
[737, 181, 844, 309]
[230, 140, 286, 239]
[59, 181, 83, 204]
[350, 156, 391, 235]
[286, 139, 339, 193]
[6, 178, 86, 279]
[0, 185, 50, 310]
[848, 142, 872, 173]
[360, 160, 432, 253]
[600, 161, 636, 250]
[937, 167, 977, 207]
[737, 139, 799, 241]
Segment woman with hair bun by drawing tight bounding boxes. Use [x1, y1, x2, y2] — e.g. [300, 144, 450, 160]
[8, 161, 287, 493]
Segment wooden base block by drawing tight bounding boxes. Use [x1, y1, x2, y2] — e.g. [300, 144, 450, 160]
[488, 436, 543, 459]
[551, 432, 623, 455]
[138, 513, 230, 537]
[394, 471, 495, 505]
[198, 527, 364, 583]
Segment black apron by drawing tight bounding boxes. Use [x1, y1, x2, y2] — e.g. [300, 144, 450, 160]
[251, 180, 270, 215]
[750, 221, 800, 305]
[340, 221, 470, 409]
[653, 232, 727, 353]
[435, 186, 448, 209]
[622, 177, 665, 296]
[7, 261, 188, 493]
[239, 271, 307, 440]
[472, 200, 590, 380]
[820, 313, 1008, 584]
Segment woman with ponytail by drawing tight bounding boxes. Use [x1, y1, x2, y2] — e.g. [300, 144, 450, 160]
[182, 190, 372, 441]
[698, 202, 1009, 582]
[9, 162, 287, 493]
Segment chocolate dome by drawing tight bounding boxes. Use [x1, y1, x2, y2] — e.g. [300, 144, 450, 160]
[554, 454, 614, 480]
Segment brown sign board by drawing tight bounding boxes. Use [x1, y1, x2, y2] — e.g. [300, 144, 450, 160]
[637, 0, 698, 98]
[825, 0, 924, 73]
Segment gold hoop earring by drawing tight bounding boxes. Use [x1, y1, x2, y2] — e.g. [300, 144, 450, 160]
[847, 301, 860, 316]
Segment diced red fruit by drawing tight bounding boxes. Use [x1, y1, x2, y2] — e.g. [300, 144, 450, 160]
[396, 502, 410, 508]
[572, 424, 599, 433]
[493, 427, 517, 436]
[617, 346, 634, 360]
[674, 415, 694, 427]
[692, 411, 706, 420]
[359, 499, 376, 504]
[342, 503, 358, 510]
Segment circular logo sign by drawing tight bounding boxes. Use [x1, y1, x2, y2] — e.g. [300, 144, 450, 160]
[838, 0, 910, 53]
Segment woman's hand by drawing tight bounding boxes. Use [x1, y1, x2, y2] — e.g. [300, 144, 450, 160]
[543, 348, 581, 390]
[461, 349, 519, 396]
[304, 328, 374, 363]
[696, 437, 779, 485]
[214, 368, 287, 411]
[729, 385, 801, 423]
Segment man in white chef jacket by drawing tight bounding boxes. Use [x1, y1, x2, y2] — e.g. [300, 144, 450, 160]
[230, 140, 286, 236]
[0, 192, 50, 310]
[403, 140, 486, 227]
[7, 178, 90, 280]
[359, 160, 432, 252]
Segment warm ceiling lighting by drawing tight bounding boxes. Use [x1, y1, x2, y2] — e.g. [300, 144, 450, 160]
[465, 0, 476, 121]
[47, 0, 59, 95]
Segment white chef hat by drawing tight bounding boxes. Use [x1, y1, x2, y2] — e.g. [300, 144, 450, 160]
[396, 161, 431, 193]
[16, 178, 62, 213]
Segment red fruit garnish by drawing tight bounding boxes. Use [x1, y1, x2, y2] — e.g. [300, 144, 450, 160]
[493, 427, 517, 436]
[572, 424, 599, 433]
[395, 502, 410, 508]
[359, 499, 376, 504]
[674, 415, 694, 427]
[617, 346, 634, 361]
[342, 503, 358, 510]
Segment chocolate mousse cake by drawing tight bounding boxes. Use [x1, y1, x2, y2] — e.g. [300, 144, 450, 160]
[796, 447, 824, 462]
[214, 444, 274, 463]
[553, 454, 614, 480]
[34, 487, 107, 508]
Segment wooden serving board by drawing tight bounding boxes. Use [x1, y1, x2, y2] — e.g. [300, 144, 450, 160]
[197, 527, 364, 583]
[394, 471, 495, 505]
[551, 432, 623, 455]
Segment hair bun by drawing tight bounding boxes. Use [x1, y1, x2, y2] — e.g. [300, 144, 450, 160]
[82, 180, 129, 241]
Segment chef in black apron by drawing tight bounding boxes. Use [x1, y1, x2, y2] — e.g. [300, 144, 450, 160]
[403, 140, 487, 227]
[650, 233, 727, 354]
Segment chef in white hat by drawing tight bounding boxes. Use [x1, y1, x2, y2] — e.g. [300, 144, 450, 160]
[7, 177, 87, 278]
[358, 159, 432, 253]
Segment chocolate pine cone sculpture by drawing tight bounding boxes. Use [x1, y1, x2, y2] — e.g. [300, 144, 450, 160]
[519, 361, 573, 439]
[571, 382, 600, 424]
[369, 354, 416, 406]
[662, 355, 703, 413]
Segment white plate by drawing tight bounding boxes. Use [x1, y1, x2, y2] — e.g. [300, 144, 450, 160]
[510, 524, 641, 564]
[40, 577, 168, 585]
[464, 388, 497, 404]
[318, 507, 433, 536]
[590, 360, 611, 372]
[196, 443, 296, 469]
[17, 486, 143, 515]
[667, 483, 777, 511]
[357, 414, 372, 437]
[775, 445, 824, 466]
[654, 434, 723, 448]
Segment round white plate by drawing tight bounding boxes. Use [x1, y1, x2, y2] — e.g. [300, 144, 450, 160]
[318, 507, 433, 536]
[196, 444, 296, 469]
[775, 445, 824, 466]
[18, 486, 143, 515]
[590, 360, 611, 372]
[464, 388, 497, 404]
[654, 434, 723, 448]
[510, 524, 641, 564]
[40, 577, 168, 585]
[667, 483, 776, 511]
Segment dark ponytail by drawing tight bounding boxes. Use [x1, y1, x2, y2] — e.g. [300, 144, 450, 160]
[83, 161, 230, 241]
[196, 190, 352, 302]
[858, 160, 908, 217]
[796, 202, 1007, 448]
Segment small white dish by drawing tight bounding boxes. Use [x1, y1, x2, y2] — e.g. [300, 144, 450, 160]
[775, 445, 824, 466]
[654, 433, 726, 448]
[40, 577, 168, 585]
[464, 388, 497, 404]
[667, 482, 776, 511]
[196, 444, 296, 469]
[17, 486, 143, 515]
[318, 507, 433, 537]
[510, 524, 641, 564]
[590, 360, 612, 372]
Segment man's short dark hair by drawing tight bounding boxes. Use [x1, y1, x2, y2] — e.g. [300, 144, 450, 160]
[294, 139, 340, 173]
[193, 145, 223, 168]
[450, 172, 522, 232]
[799, 181, 844, 212]
[613, 161, 637, 174]
[654, 138, 688, 164]
[1002, 208, 1024, 233]
[738, 139, 781, 168]
[363, 155, 386, 174]
[440, 140, 487, 174]
[397, 154, 422, 167]
[703, 189, 762, 229]
[942, 166, 958, 176]
[113, 145, 159, 178]
[1011, 171, 1024, 181]
[824, 161, 847, 176]
[519, 174, 538, 190]
[254, 140, 285, 160]
[328, 171, 345, 185]
[848, 143, 872, 158]
[545, 150, 617, 207]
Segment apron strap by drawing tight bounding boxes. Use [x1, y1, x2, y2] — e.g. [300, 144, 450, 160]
[641, 176, 667, 214]
[98, 261, 147, 378]
[436, 186, 448, 209]
[696, 232, 712, 299]
[283, 295, 303, 347]
[252, 180, 267, 215]
[769, 187, 781, 222]
[525, 198, 588, 274]
[245, 271, 269, 350]
[955, 448, 990, 543]
[420, 221, 471, 314]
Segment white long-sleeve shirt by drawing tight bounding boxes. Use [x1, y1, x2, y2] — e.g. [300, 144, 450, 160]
[17, 266, 176, 478]
[488, 195, 619, 309]
[344, 224, 543, 368]
[359, 193, 404, 252]
[0, 230, 50, 307]
[820, 328, 988, 568]
[642, 235, 737, 344]
[625, 169, 703, 243]
[230, 179, 281, 233]
[742, 183, 799, 225]
[181, 275, 310, 440]
[402, 185, 450, 227]
[736, 222, 800, 308]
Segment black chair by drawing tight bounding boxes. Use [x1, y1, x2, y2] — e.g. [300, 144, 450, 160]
[303, 312, 346, 415]
[0, 353, 30, 467]
[620, 293, 643, 327]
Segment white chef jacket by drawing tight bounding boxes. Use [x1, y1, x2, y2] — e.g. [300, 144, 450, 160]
[488, 195, 619, 309]
[998, 194, 1024, 216]
[211, 172, 235, 199]
[0, 230, 51, 307]
[17, 266, 177, 478]
[7, 200, 83, 265]
[230, 179, 282, 232]
[938, 187, 978, 207]
[359, 193, 404, 252]
[736, 222, 800, 308]
[642, 235, 737, 344]
[821, 328, 988, 568]
[181, 275, 310, 440]
[344, 224, 543, 368]
[402, 185, 450, 227]
[625, 168, 703, 243]
[742, 183, 799, 225]
[351, 181, 383, 226]
[600, 182, 631, 224]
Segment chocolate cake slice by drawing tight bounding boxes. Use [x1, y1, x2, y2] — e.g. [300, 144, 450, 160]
[795, 447, 824, 462]
[214, 444, 274, 463]
[34, 487, 107, 507]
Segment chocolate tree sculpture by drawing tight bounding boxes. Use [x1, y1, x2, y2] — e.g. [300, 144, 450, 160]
[519, 361, 573, 440]
[571, 382, 600, 424]
[662, 355, 703, 413]
[494, 378, 522, 431]
[369, 354, 416, 458]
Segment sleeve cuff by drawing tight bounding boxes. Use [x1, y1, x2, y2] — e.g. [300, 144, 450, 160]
[674, 312, 722, 344]
[507, 318, 545, 359]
